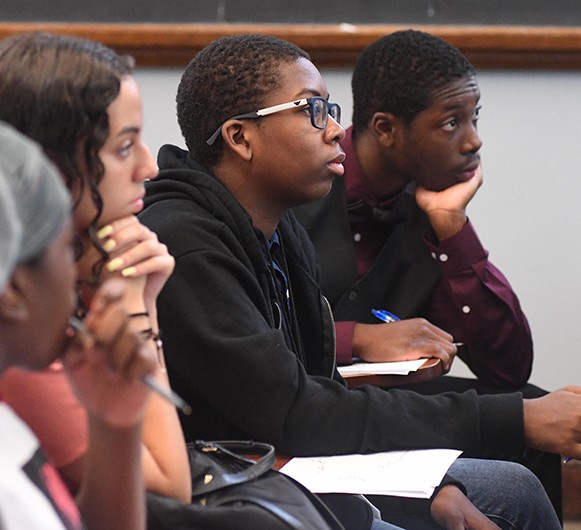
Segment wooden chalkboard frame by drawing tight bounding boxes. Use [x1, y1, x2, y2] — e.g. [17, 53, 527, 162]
[1, 23, 581, 69]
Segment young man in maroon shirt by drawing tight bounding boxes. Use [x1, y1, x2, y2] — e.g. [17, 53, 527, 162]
[294, 29, 560, 518]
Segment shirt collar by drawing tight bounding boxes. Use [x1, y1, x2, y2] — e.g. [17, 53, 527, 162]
[342, 125, 404, 210]
[255, 227, 281, 261]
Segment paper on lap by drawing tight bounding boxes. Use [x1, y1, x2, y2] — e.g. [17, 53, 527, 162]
[280, 449, 462, 498]
[338, 359, 425, 378]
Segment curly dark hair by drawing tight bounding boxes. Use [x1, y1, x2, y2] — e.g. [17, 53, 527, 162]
[351, 30, 475, 132]
[0, 31, 134, 279]
[177, 34, 310, 170]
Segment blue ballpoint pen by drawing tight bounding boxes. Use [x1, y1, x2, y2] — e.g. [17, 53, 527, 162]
[371, 308, 401, 323]
[371, 309, 464, 348]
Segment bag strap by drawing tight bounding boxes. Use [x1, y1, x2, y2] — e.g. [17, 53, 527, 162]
[195, 440, 275, 470]
[191, 440, 275, 495]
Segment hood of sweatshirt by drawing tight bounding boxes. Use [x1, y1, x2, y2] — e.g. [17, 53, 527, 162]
[143, 144, 267, 273]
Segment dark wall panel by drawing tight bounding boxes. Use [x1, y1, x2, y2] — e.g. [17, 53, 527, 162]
[2, 0, 581, 26]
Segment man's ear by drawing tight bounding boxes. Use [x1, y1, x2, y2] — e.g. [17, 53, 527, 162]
[0, 268, 31, 323]
[370, 112, 399, 147]
[221, 120, 253, 162]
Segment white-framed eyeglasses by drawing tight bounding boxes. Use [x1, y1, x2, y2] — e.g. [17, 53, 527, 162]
[206, 96, 341, 145]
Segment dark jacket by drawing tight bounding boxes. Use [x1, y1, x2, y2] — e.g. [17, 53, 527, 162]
[293, 176, 440, 323]
[140, 144, 525, 459]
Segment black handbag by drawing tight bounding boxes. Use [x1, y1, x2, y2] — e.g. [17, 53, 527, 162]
[146, 440, 365, 530]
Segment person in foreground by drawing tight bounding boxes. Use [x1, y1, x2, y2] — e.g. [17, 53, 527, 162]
[0, 121, 154, 529]
[0, 32, 352, 530]
[0, 31, 190, 503]
[140, 34, 564, 529]
[292, 29, 561, 518]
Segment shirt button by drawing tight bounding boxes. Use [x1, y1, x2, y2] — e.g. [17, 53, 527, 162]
[462, 305, 471, 314]
[354, 233, 362, 242]
[439, 253, 449, 262]
[431, 252, 436, 260]
[348, 291, 357, 301]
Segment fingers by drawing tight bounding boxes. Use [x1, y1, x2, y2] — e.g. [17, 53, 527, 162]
[355, 319, 459, 367]
[394, 319, 457, 366]
[62, 316, 95, 370]
[87, 277, 126, 316]
[107, 242, 174, 279]
[417, 318, 454, 343]
[390, 318, 452, 342]
[473, 162, 484, 185]
[416, 162, 482, 213]
[83, 279, 157, 379]
[97, 216, 174, 279]
[418, 340, 457, 373]
[98, 216, 157, 257]
[523, 389, 581, 458]
[561, 385, 581, 395]
[431, 485, 501, 530]
[462, 167, 483, 198]
[427, 344, 457, 374]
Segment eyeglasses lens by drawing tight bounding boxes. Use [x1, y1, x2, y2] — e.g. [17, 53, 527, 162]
[330, 104, 341, 124]
[311, 99, 341, 129]
[312, 99, 326, 129]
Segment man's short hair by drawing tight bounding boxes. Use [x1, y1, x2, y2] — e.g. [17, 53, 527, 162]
[177, 34, 310, 170]
[351, 30, 475, 132]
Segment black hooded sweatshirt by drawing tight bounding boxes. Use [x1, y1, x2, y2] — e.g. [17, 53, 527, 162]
[139, 144, 525, 459]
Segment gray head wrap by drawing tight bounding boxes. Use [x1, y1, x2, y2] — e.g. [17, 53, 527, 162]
[0, 121, 71, 292]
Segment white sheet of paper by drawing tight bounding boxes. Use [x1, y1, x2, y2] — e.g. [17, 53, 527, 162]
[338, 359, 425, 377]
[280, 449, 462, 498]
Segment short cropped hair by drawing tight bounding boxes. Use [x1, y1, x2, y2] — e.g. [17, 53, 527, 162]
[177, 34, 310, 170]
[351, 30, 475, 132]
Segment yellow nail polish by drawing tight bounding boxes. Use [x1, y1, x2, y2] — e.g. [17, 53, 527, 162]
[97, 225, 113, 239]
[102, 239, 116, 252]
[121, 266, 137, 277]
[107, 257, 124, 272]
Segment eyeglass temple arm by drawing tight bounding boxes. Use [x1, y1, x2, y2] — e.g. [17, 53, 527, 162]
[206, 110, 261, 145]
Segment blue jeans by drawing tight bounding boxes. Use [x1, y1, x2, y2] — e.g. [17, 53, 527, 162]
[369, 458, 561, 530]
[447, 458, 561, 530]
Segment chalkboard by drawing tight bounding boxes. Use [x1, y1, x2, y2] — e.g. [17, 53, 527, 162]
[3, 0, 581, 26]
